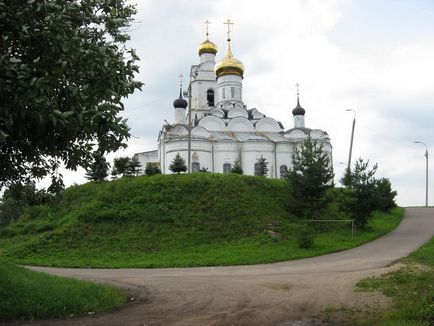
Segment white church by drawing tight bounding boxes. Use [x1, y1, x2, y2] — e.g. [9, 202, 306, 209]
[135, 21, 332, 178]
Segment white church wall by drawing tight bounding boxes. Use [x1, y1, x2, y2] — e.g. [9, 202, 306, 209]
[241, 142, 275, 177]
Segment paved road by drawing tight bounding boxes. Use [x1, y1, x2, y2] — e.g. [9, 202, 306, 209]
[12, 208, 434, 326]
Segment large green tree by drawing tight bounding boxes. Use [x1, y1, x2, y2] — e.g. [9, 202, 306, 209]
[0, 0, 142, 190]
[287, 137, 334, 219]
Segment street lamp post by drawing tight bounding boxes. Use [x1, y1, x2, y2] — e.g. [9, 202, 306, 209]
[346, 109, 356, 172]
[187, 84, 192, 173]
[414, 141, 429, 207]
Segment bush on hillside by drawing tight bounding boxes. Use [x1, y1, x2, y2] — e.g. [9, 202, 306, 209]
[145, 162, 161, 176]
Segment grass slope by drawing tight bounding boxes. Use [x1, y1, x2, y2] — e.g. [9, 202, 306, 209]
[0, 173, 403, 268]
[357, 236, 434, 326]
[0, 258, 125, 322]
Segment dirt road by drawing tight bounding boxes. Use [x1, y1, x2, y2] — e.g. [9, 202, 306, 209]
[12, 207, 434, 326]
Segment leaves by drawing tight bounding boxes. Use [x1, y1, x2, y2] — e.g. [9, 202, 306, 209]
[0, 0, 143, 190]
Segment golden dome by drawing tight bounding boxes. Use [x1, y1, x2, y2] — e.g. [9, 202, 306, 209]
[214, 43, 244, 78]
[198, 39, 218, 56]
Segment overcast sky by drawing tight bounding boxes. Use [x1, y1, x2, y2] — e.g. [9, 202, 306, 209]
[58, 0, 434, 206]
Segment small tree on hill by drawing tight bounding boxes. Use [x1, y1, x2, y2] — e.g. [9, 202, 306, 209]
[85, 153, 110, 182]
[373, 177, 397, 211]
[254, 156, 268, 176]
[127, 157, 142, 176]
[287, 137, 334, 219]
[111, 157, 131, 178]
[169, 153, 187, 174]
[339, 158, 378, 228]
[145, 162, 161, 176]
[231, 158, 243, 174]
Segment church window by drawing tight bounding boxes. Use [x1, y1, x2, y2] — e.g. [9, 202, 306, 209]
[231, 87, 235, 98]
[222, 88, 226, 99]
[280, 165, 288, 179]
[207, 89, 215, 107]
[192, 162, 200, 172]
[223, 163, 232, 173]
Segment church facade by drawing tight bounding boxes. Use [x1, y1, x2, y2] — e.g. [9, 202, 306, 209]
[135, 22, 332, 178]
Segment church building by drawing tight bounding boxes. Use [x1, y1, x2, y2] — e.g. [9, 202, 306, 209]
[134, 20, 332, 178]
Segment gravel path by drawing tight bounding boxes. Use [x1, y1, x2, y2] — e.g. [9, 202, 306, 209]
[8, 207, 434, 326]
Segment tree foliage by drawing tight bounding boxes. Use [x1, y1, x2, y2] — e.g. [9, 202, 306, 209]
[287, 138, 334, 219]
[254, 156, 268, 177]
[144, 162, 161, 176]
[231, 158, 243, 174]
[111, 156, 141, 178]
[340, 159, 397, 228]
[339, 158, 378, 228]
[0, 0, 143, 190]
[85, 153, 110, 182]
[0, 182, 54, 227]
[169, 153, 187, 174]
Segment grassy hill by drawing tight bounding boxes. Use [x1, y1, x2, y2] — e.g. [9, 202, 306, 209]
[0, 173, 403, 268]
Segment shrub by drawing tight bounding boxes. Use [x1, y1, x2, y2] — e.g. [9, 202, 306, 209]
[296, 228, 315, 249]
[145, 162, 161, 176]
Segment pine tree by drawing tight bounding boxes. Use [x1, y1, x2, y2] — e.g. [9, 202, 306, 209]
[231, 158, 243, 174]
[111, 157, 131, 178]
[254, 156, 268, 176]
[85, 153, 110, 182]
[287, 137, 334, 219]
[127, 157, 142, 176]
[169, 153, 187, 174]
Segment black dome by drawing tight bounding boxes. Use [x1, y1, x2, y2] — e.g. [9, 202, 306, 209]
[173, 88, 188, 108]
[292, 98, 305, 116]
[173, 97, 188, 108]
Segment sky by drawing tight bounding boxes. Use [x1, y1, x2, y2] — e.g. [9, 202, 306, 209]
[57, 0, 434, 207]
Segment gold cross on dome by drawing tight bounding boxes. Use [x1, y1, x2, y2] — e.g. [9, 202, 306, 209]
[223, 19, 234, 41]
[295, 82, 300, 96]
[204, 19, 211, 39]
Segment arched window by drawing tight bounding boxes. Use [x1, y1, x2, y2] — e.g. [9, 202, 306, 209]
[223, 163, 232, 173]
[231, 87, 235, 98]
[222, 88, 226, 99]
[207, 89, 215, 107]
[254, 163, 261, 176]
[280, 165, 288, 179]
[192, 162, 200, 172]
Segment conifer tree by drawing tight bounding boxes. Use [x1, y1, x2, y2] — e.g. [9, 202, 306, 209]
[231, 158, 243, 174]
[111, 157, 131, 178]
[85, 153, 110, 182]
[254, 156, 268, 176]
[287, 137, 334, 219]
[169, 153, 187, 174]
[127, 157, 142, 176]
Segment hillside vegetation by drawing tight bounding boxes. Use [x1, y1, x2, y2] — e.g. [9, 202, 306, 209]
[0, 174, 403, 268]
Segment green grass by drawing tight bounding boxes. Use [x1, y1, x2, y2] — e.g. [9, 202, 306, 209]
[0, 258, 125, 322]
[356, 236, 434, 326]
[0, 173, 404, 268]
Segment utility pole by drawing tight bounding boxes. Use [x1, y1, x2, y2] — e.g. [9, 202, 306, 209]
[346, 109, 356, 171]
[414, 141, 429, 206]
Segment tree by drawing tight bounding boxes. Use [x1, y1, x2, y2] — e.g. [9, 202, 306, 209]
[85, 153, 110, 182]
[0, 0, 143, 190]
[254, 156, 268, 176]
[169, 153, 187, 174]
[231, 158, 243, 174]
[145, 162, 161, 176]
[111, 157, 131, 178]
[339, 158, 378, 228]
[0, 182, 53, 227]
[127, 157, 142, 176]
[373, 177, 397, 212]
[287, 138, 334, 219]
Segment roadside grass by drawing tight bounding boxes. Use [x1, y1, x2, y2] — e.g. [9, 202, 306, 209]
[0, 174, 404, 268]
[0, 258, 125, 322]
[356, 236, 434, 326]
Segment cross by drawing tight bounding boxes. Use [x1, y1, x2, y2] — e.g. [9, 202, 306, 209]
[223, 19, 234, 41]
[204, 19, 211, 39]
[179, 73, 183, 88]
[295, 83, 300, 96]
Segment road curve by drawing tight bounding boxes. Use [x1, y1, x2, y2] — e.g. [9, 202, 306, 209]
[12, 207, 434, 325]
